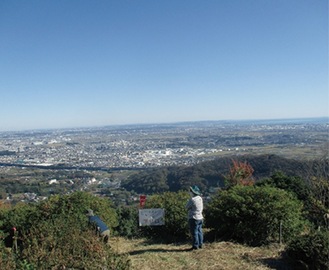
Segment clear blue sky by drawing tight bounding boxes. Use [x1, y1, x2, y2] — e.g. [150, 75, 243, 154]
[0, 0, 328, 131]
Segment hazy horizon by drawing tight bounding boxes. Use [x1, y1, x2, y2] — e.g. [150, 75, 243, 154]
[1, 1, 328, 132]
[1, 116, 327, 133]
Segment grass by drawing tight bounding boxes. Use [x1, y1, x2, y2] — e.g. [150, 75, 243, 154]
[110, 237, 293, 270]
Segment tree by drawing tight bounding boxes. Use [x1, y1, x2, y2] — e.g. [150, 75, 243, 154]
[225, 160, 255, 187]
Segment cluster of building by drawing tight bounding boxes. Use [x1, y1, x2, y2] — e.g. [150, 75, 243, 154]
[0, 118, 327, 170]
[0, 129, 234, 169]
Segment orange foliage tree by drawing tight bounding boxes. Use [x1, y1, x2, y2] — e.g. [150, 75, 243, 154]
[226, 159, 255, 187]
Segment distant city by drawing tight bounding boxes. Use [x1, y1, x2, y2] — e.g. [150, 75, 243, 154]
[0, 117, 328, 170]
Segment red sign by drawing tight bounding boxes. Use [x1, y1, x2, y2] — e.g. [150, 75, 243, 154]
[139, 195, 146, 208]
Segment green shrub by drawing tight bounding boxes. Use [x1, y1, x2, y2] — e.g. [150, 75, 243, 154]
[0, 192, 118, 234]
[286, 230, 329, 270]
[205, 185, 308, 246]
[256, 171, 311, 202]
[256, 171, 328, 228]
[141, 191, 190, 242]
[20, 223, 130, 270]
[116, 205, 141, 238]
[0, 245, 16, 270]
[0, 192, 131, 269]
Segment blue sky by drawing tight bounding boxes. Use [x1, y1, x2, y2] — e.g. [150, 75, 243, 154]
[0, 0, 328, 131]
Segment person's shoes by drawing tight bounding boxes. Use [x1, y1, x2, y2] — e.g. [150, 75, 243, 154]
[186, 246, 200, 251]
[199, 245, 203, 249]
[186, 246, 198, 251]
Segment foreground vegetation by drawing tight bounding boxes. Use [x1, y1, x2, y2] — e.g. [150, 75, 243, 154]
[0, 192, 130, 269]
[0, 154, 328, 269]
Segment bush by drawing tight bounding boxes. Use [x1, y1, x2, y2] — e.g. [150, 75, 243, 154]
[256, 171, 311, 202]
[116, 205, 141, 238]
[141, 191, 190, 242]
[256, 171, 327, 228]
[20, 223, 131, 269]
[0, 245, 15, 270]
[0, 192, 119, 235]
[0, 192, 131, 269]
[205, 185, 308, 246]
[285, 230, 329, 270]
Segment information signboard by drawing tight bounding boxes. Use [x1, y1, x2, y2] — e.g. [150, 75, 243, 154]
[138, 208, 165, 226]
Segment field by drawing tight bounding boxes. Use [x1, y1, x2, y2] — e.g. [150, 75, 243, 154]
[110, 237, 294, 270]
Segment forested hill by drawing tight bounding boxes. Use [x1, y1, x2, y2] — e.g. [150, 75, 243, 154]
[122, 154, 316, 194]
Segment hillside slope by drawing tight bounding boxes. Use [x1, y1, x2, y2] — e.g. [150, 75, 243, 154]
[122, 154, 312, 194]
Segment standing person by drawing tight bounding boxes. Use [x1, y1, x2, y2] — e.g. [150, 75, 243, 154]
[87, 209, 110, 243]
[186, 185, 204, 250]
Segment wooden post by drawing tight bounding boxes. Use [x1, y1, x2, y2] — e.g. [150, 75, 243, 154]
[12, 227, 18, 252]
[279, 220, 283, 245]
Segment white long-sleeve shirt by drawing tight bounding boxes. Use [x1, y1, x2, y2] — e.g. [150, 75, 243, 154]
[186, 195, 204, 220]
